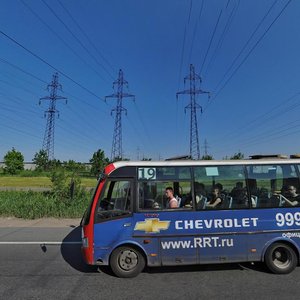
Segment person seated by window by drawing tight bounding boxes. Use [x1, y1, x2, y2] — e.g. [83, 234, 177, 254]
[194, 182, 207, 208]
[282, 185, 300, 207]
[206, 186, 223, 209]
[215, 182, 230, 200]
[230, 182, 244, 197]
[165, 187, 178, 208]
[231, 185, 248, 208]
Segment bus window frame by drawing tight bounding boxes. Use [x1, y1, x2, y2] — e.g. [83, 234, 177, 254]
[137, 179, 194, 211]
[94, 177, 135, 224]
[193, 164, 250, 211]
[246, 163, 300, 209]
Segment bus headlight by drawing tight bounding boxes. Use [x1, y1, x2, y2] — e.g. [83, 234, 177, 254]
[82, 237, 89, 248]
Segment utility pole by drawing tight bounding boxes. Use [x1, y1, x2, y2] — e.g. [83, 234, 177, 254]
[39, 72, 67, 160]
[105, 69, 135, 161]
[176, 64, 210, 160]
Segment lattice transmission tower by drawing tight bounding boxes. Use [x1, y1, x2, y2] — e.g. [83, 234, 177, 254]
[39, 72, 67, 160]
[176, 64, 210, 160]
[203, 138, 210, 156]
[105, 69, 135, 161]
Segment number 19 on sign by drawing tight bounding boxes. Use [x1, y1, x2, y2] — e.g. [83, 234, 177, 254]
[138, 168, 156, 180]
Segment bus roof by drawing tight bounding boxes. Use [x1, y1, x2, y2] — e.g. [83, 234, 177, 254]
[108, 157, 300, 174]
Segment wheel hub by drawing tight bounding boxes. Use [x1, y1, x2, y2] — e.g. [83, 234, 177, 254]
[119, 249, 138, 271]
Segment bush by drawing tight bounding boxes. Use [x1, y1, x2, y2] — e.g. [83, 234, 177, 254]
[32, 150, 49, 171]
[50, 168, 86, 202]
[3, 148, 24, 175]
[0, 190, 92, 219]
[89, 149, 109, 178]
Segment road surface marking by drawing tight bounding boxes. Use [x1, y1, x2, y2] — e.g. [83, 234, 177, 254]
[0, 241, 81, 245]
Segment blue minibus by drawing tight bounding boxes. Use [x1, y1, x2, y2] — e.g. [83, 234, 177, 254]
[81, 156, 300, 277]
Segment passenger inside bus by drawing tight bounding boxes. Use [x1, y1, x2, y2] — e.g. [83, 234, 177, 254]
[194, 182, 207, 209]
[205, 186, 223, 209]
[230, 183, 248, 208]
[282, 185, 300, 207]
[165, 187, 179, 208]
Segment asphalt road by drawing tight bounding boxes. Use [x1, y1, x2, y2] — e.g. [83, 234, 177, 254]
[0, 225, 300, 300]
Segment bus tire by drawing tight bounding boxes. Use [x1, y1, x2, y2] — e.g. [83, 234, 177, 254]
[110, 246, 145, 278]
[265, 242, 297, 274]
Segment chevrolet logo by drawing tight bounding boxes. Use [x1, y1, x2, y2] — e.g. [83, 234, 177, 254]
[134, 218, 170, 233]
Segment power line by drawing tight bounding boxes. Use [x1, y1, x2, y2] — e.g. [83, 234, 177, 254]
[210, 0, 291, 103]
[41, 0, 112, 83]
[0, 122, 41, 141]
[57, 0, 116, 78]
[188, 0, 204, 64]
[209, 92, 300, 155]
[0, 55, 110, 116]
[209, 92, 300, 150]
[20, 0, 109, 84]
[0, 57, 47, 84]
[177, 0, 193, 89]
[199, 8, 223, 74]
[203, 0, 240, 77]
[0, 29, 105, 101]
[213, 0, 278, 93]
[0, 60, 112, 146]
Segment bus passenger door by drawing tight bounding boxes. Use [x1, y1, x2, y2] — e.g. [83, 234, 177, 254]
[159, 212, 198, 266]
[160, 237, 198, 266]
[197, 233, 248, 264]
[196, 211, 248, 264]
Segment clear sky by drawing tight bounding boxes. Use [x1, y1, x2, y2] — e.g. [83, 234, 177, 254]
[1, 0, 300, 162]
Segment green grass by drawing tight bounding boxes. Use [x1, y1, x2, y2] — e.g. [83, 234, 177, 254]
[0, 176, 97, 188]
[0, 191, 92, 219]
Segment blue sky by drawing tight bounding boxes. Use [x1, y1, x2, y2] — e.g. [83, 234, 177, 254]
[1, 0, 300, 162]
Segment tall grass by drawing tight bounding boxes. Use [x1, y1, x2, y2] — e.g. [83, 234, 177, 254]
[0, 191, 92, 219]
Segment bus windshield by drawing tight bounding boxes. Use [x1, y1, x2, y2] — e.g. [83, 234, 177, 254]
[96, 179, 132, 220]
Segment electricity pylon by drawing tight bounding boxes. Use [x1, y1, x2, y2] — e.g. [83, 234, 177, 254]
[105, 69, 135, 161]
[176, 64, 210, 160]
[39, 72, 67, 160]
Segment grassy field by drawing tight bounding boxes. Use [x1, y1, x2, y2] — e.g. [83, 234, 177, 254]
[0, 190, 92, 219]
[0, 174, 97, 219]
[0, 176, 97, 188]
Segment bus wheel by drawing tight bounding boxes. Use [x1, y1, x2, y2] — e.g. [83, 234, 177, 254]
[110, 246, 145, 278]
[265, 243, 297, 274]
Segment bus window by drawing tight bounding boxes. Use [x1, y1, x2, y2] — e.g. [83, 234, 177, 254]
[194, 165, 247, 210]
[246, 164, 300, 208]
[138, 181, 192, 210]
[138, 166, 191, 181]
[95, 180, 132, 221]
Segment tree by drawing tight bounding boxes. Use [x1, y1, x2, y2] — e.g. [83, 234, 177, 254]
[201, 154, 213, 160]
[230, 151, 245, 160]
[64, 160, 81, 172]
[3, 147, 24, 174]
[49, 159, 62, 169]
[50, 168, 84, 201]
[33, 149, 49, 171]
[89, 149, 109, 177]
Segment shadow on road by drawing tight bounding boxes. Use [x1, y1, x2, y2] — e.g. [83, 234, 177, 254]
[60, 226, 97, 273]
[60, 227, 269, 277]
[144, 261, 268, 275]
